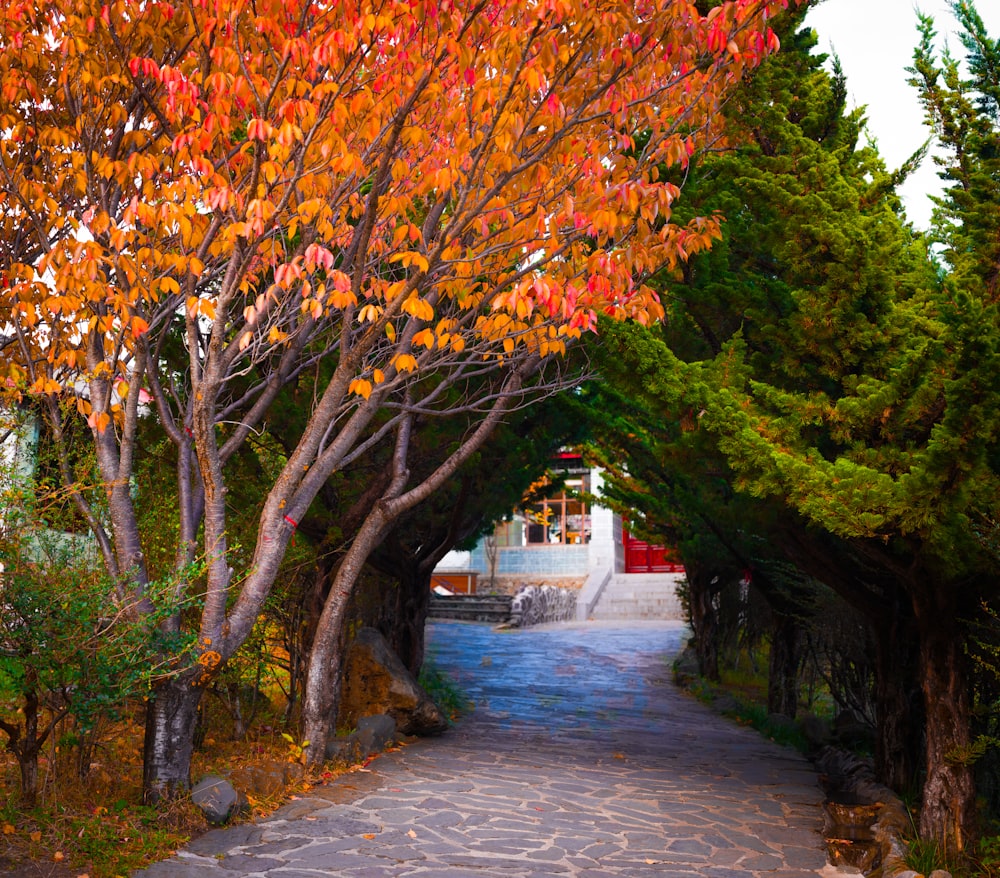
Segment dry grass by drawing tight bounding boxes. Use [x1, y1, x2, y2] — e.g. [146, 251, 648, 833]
[0, 706, 347, 878]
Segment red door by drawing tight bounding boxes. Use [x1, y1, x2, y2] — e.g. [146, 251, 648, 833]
[624, 530, 684, 573]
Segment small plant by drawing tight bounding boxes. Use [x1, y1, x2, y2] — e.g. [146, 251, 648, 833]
[721, 701, 810, 752]
[975, 834, 1000, 877]
[418, 657, 469, 721]
[904, 837, 953, 876]
[280, 732, 310, 764]
[945, 734, 999, 767]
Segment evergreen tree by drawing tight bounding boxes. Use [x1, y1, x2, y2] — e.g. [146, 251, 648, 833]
[588, 5, 996, 852]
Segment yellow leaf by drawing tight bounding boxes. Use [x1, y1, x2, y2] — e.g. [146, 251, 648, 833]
[87, 411, 111, 433]
[349, 378, 372, 400]
[413, 329, 434, 348]
[390, 251, 429, 273]
[3, 824, 14, 834]
[159, 276, 180, 295]
[392, 353, 418, 373]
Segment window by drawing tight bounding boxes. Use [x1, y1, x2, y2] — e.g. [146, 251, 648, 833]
[496, 470, 591, 546]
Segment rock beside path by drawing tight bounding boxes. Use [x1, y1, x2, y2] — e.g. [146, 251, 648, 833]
[191, 775, 247, 825]
[339, 627, 447, 736]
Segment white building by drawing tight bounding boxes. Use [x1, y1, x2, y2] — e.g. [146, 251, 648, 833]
[433, 456, 679, 595]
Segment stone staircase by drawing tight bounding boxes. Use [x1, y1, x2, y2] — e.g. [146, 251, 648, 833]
[587, 572, 685, 621]
[428, 593, 513, 624]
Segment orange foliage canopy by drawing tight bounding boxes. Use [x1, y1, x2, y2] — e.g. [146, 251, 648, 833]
[0, 0, 791, 415]
[0, 0, 796, 796]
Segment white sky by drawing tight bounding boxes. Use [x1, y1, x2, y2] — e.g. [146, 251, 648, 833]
[805, 0, 1000, 229]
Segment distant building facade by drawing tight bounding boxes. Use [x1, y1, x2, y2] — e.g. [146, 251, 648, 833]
[433, 456, 681, 595]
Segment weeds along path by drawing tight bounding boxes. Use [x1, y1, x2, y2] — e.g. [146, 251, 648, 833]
[134, 620, 831, 877]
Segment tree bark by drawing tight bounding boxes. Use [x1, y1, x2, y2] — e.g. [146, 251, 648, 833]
[375, 563, 432, 675]
[301, 507, 387, 762]
[873, 599, 923, 794]
[686, 564, 721, 681]
[142, 676, 205, 804]
[912, 583, 975, 857]
[767, 610, 801, 718]
[18, 752, 39, 810]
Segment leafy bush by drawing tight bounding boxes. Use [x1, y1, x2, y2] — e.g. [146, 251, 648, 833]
[418, 657, 469, 721]
[0, 479, 199, 804]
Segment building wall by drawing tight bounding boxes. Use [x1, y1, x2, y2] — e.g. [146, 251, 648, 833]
[0, 408, 38, 533]
[0, 408, 98, 564]
[587, 468, 625, 574]
[471, 541, 590, 578]
[434, 466, 624, 593]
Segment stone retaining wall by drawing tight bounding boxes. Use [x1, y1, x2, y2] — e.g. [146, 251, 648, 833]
[481, 576, 583, 595]
[509, 584, 578, 627]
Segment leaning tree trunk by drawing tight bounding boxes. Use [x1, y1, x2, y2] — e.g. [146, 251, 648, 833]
[301, 506, 389, 763]
[873, 600, 923, 794]
[142, 675, 206, 804]
[301, 380, 522, 760]
[685, 564, 721, 681]
[767, 610, 802, 719]
[384, 565, 433, 675]
[912, 583, 975, 857]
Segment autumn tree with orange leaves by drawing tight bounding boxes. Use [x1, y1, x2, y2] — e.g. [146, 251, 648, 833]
[0, 0, 793, 800]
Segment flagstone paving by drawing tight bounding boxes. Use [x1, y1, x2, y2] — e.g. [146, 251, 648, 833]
[134, 620, 837, 877]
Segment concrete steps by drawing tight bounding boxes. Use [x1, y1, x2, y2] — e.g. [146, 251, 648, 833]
[589, 572, 685, 621]
[428, 594, 513, 624]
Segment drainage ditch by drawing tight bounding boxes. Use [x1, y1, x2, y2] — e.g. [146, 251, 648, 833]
[824, 796, 883, 873]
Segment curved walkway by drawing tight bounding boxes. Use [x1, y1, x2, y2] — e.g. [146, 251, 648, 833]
[135, 621, 833, 877]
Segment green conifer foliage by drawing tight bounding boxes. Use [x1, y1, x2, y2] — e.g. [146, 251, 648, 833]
[589, 4, 1000, 854]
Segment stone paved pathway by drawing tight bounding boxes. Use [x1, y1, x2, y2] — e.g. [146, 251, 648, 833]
[134, 620, 834, 877]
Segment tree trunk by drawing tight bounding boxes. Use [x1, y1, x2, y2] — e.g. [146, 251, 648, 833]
[767, 611, 801, 718]
[301, 510, 387, 763]
[300, 581, 357, 763]
[142, 676, 205, 804]
[20, 686, 42, 808]
[873, 603, 923, 794]
[385, 566, 432, 675]
[18, 753, 39, 809]
[0, 678, 51, 808]
[686, 565, 721, 681]
[912, 583, 975, 856]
